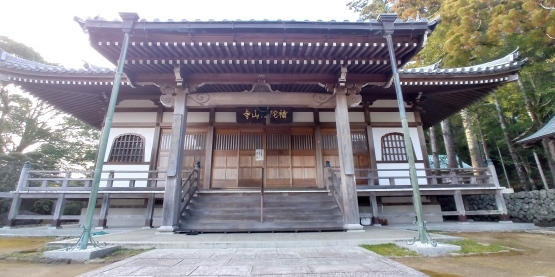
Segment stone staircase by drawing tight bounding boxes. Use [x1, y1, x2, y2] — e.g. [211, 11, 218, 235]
[178, 191, 344, 233]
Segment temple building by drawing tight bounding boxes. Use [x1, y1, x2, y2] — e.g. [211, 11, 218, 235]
[0, 13, 524, 232]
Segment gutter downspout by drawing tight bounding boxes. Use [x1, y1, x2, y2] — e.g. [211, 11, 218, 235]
[79, 12, 139, 250]
[378, 13, 435, 246]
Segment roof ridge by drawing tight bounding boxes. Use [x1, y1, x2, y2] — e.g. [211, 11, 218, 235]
[0, 48, 115, 74]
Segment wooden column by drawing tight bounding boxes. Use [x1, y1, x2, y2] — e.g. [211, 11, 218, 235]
[4, 161, 30, 229]
[334, 91, 363, 231]
[495, 191, 511, 221]
[363, 105, 378, 185]
[148, 107, 164, 187]
[143, 194, 155, 228]
[453, 190, 467, 222]
[49, 194, 66, 229]
[414, 110, 432, 184]
[314, 110, 325, 189]
[158, 87, 188, 232]
[203, 113, 215, 190]
[369, 192, 381, 226]
[96, 194, 110, 229]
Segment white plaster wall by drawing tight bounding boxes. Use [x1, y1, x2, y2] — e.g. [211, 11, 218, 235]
[372, 127, 423, 160]
[187, 112, 210, 123]
[162, 112, 173, 123]
[372, 100, 410, 108]
[375, 162, 426, 185]
[293, 112, 314, 122]
[113, 112, 157, 123]
[348, 112, 365, 122]
[370, 111, 415, 123]
[117, 100, 157, 108]
[215, 112, 236, 122]
[319, 112, 335, 122]
[319, 111, 365, 123]
[104, 128, 156, 162]
[101, 164, 151, 187]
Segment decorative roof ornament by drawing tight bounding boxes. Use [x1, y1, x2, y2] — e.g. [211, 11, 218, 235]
[247, 75, 276, 92]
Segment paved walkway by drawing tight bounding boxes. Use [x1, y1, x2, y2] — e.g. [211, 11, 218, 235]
[43, 225, 460, 249]
[1, 222, 540, 276]
[78, 247, 426, 277]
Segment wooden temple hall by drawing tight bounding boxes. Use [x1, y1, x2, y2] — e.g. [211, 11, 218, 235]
[0, 13, 525, 232]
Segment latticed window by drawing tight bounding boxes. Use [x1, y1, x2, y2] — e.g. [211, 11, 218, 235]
[381, 132, 407, 161]
[108, 134, 145, 163]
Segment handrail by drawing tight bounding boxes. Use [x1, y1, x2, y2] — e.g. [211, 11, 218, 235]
[16, 168, 184, 191]
[260, 167, 265, 223]
[180, 163, 201, 215]
[347, 167, 493, 186]
[326, 167, 344, 215]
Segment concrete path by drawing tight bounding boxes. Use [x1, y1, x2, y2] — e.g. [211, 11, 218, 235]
[78, 247, 427, 277]
[45, 226, 458, 249]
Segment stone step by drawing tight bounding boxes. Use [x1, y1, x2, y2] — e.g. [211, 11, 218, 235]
[192, 194, 333, 203]
[184, 214, 342, 222]
[188, 200, 337, 209]
[186, 207, 341, 216]
[179, 192, 344, 232]
[179, 221, 344, 233]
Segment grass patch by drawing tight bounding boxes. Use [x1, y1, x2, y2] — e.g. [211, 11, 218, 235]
[361, 243, 419, 257]
[449, 239, 507, 254]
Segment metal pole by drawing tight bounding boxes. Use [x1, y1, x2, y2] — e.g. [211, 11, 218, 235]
[79, 31, 132, 250]
[533, 151, 549, 190]
[384, 33, 432, 245]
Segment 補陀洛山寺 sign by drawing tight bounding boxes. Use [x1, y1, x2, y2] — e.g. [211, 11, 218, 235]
[236, 107, 293, 124]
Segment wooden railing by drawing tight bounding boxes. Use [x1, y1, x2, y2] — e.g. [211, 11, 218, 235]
[15, 169, 167, 192]
[354, 167, 496, 187]
[326, 166, 344, 214]
[180, 163, 200, 215]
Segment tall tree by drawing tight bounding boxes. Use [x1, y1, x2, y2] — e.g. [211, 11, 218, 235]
[492, 91, 529, 189]
[440, 119, 458, 168]
[460, 109, 484, 168]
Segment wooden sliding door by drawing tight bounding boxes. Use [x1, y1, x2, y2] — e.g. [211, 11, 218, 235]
[211, 127, 317, 189]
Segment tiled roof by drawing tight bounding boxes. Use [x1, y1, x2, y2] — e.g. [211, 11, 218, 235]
[399, 49, 525, 75]
[517, 116, 555, 144]
[82, 17, 436, 24]
[0, 48, 115, 74]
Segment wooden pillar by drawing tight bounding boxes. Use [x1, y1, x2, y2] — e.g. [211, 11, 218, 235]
[369, 192, 381, 226]
[453, 190, 467, 222]
[96, 194, 110, 229]
[49, 194, 66, 229]
[334, 91, 363, 231]
[143, 194, 155, 228]
[158, 86, 188, 232]
[495, 190, 511, 222]
[414, 110, 432, 184]
[314, 110, 325, 189]
[3, 162, 30, 229]
[203, 124, 215, 190]
[4, 195, 22, 228]
[363, 105, 378, 185]
[148, 107, 164, 187]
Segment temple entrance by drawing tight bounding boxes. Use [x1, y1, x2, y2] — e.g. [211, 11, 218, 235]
[211, 127, 317, 189]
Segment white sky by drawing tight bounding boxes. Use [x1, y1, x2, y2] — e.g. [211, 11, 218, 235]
[0, 0, 359, 68]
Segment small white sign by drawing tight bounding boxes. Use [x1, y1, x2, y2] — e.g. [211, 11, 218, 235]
[255, 149, 264, 161]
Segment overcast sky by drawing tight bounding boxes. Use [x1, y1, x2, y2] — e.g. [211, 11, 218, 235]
[0, 0, 359, 68]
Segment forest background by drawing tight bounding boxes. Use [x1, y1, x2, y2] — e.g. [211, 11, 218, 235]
[1, 0, 555, 215]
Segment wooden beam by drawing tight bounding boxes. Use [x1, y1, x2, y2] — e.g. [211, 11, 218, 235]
[49, 194, 66, 229]
[185, 92, 361, 108]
